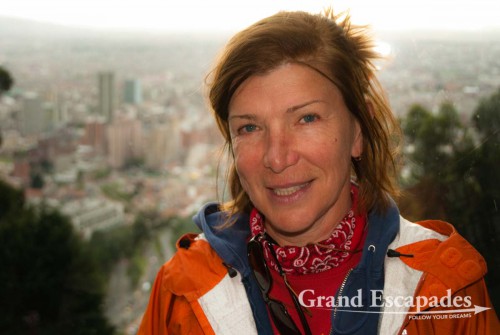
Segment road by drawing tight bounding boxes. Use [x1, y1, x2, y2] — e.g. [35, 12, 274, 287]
[104, 226, 174, 334]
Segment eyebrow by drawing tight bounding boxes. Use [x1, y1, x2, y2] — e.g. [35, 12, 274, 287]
[228, 114, 256, 121]
[286, 99, 324, 113]
[229, 100, 324, 121]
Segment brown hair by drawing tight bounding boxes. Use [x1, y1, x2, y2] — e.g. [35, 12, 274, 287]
[207, 9, 401, 220]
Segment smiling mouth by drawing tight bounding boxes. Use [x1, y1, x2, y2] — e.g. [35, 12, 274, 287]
[272, 182, 310, 196]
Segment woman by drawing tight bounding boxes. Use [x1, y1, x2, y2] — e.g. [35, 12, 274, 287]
[138, 9, 499, 335]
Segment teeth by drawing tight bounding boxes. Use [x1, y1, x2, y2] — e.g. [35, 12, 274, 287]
[273, 184, 307, 196]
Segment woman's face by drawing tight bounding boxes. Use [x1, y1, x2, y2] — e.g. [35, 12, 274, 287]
[228, 63, 363, 246]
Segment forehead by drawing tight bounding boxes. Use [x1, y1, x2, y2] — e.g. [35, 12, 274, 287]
[229, 63, 341, 115]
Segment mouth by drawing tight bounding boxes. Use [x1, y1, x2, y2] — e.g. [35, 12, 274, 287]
[270, 182, 311, 196]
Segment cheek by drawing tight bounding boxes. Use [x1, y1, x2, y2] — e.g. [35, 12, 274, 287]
[306, 134, 352, 169]
[233, 143, 261, 184]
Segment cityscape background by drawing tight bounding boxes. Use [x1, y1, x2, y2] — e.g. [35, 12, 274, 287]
[1, 2, 500, 334]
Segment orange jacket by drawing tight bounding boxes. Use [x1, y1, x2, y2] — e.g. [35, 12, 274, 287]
[138, 234, 229, 335]
[394, 220, 499, 335]
[138, 208, 499, 334]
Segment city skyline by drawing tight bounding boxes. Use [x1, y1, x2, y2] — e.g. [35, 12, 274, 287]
[1, 0, 500, 33]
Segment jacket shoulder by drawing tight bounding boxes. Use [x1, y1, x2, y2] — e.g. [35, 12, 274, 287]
[137, 233, 225, 335]
[381, 218, 498, 335]
[397, 219, 487, 292]
[160, 233, 228, 299]
[400, 221, 500, 334]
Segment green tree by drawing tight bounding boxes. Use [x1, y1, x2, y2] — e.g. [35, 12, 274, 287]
[0, 66, 14, 149]
[400, 91, 500, 310]
[463, 88, 500, 307]
[403, 102, 466, 179]
[400, 102, 472, 219]
[0, 180, 114, 334]
[86, 214, 152, 288]
[0, 179, 24, 217]
[86, 225, 134, 276]
[30, 172, 45, 189]
[0, 66, 13, 95]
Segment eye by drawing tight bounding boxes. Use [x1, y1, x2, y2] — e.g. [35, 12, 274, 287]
[238, 124, 258, 134]
[300, 114, 318, 124]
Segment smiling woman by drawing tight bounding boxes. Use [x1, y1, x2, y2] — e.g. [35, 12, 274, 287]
[228, 63, 363, 246]
[137, 7, 499, 335]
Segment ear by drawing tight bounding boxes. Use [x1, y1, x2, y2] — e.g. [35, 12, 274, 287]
[351, 117, 363, 159]
[365, 98, 375, 119]
[351, 98, 373, 159]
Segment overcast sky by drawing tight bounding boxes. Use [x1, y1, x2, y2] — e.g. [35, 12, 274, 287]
[1, 0, 499, 33]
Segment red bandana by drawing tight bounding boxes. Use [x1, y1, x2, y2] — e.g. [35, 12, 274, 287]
[249, 185, 366, 275]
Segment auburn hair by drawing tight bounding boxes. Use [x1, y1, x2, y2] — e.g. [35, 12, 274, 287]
[206, 9, 401, 220]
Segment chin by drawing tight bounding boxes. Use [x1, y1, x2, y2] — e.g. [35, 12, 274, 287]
[266, 216, 315, 236]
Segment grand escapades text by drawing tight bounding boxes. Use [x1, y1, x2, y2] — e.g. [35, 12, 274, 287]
[298, 289, 472, 310]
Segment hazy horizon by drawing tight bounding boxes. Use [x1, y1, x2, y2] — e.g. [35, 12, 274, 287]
[1, 13, 500, 43]
[1, 0, 500, 34]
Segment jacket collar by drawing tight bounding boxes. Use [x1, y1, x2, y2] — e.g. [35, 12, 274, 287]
[193, 203, 273, 334]
[194, 200, 402, 335]
[193, 199, 401, 276]
[193, 202, 253, 277]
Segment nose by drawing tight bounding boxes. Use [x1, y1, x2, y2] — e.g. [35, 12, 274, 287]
[263, 128, 299, 173]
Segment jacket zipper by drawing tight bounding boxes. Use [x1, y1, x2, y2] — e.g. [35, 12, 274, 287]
[330, 268, 353, 335]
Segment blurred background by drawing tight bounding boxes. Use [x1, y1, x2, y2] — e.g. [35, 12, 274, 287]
[0, 1, 499, 334]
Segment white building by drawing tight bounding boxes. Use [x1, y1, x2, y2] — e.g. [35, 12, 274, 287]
[61, 197, 124, 239]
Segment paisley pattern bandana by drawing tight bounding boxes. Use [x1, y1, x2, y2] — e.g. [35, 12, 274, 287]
[249, 185, 366, 275]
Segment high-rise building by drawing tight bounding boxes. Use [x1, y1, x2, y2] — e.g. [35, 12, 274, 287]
[123, 79, 142, 105]
[143, 116, 181, 171]
[98, 71, 115, 122]
[107, 117, 143, 169]
[18, 92, 45, 136]
[81, 119, 107, 155]
[144, 124, 170, 170]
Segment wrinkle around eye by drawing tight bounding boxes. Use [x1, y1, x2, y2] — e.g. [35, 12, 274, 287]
[299, 114, 320, 124]
[232, 123, 260, 137]
[240, 124, 258, 133]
